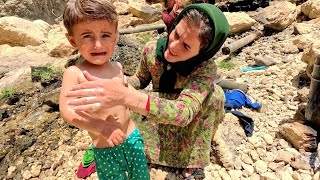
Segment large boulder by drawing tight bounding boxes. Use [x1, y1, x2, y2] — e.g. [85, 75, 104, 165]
[224, 12, 256, 34]
[46, 23, 74, 57]
[128, 0, 161, 24]
[301, 0, 320, 19]
[0, 0, 68, 24]
[255, 1, 298, 31]
[0, 16, 50, 46]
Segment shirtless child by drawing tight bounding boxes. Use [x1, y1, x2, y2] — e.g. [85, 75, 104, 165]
[59, 0, 149, 179]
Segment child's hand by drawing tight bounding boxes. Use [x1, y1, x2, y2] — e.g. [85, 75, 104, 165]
[101, 115, 126, 147]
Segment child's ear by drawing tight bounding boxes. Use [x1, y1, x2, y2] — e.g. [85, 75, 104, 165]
[65, 33, 77, 48]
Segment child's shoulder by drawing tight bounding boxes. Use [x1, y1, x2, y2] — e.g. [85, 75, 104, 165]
[63, 65, 82, 77]
[110, 61, 123, 70]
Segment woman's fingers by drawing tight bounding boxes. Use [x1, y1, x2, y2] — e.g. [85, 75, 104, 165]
[83, 71, 100, 81]
[73, 103, 102, 111]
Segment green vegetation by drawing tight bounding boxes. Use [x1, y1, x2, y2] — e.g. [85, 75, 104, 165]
[138, 33, 153, 44]
[0, 88, 14, 100]
[31, 64, 63, 82]
[218, 61, 235, 69]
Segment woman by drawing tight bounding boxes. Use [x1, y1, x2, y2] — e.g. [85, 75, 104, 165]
[66, 3, 229, 178]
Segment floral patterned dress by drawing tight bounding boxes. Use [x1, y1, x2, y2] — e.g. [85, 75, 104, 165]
[128, 40, 225, 168]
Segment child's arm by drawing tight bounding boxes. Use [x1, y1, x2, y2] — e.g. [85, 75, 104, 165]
[59, 66, 125, 146]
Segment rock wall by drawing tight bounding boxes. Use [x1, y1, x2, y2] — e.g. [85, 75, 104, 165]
[0, 0, 67, 24]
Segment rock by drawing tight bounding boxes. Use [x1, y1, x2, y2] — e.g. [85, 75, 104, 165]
[277, 169, 294, 180]
[7, 166, 16, 177]
[255, 1, 298, 31]
[30, 164, 42, 177]
[128, 0, 161, 23]
[279, 121, 317, 151]
[114, 2, 130, 15]
[262, 134, 274, 145]
[261, 172, 278, 180]
[254, 55, 277, 66]
[301, 173, 313, 180]
[241, 163, 254, 175]
[293, 18, 320, 35]
[228, 170, 242, 180]
[22, 170, 32, 180]
[46, 24, 74, 57]
[291, 158, 312, 170]
[254, 160, 268, 174]
[274, 150, 295, 164]
[212, 113, 246, 170]
[218, 168, 231, 180]
[301, 0, 320, 19]
[223, 12, 256, 34]
[269, 162, 286, 171]
[0, 0, 68, 24]
[292, 171, 302, 180]
[0, 16, 48, 46]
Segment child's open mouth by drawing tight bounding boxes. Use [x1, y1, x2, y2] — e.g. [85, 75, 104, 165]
[91, 52, 106, 56]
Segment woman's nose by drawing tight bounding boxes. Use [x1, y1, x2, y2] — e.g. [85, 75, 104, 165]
[170, 39, 180, 51]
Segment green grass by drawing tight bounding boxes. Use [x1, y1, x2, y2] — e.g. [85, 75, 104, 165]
[31, 64, 63, 82]
[0, 88, 14, 100]
[218, 61, 235, 69]
[138, 33, 153, 44]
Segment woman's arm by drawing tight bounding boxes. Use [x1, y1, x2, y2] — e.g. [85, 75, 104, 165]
[145, 59, 218, 127]
[127, 42, 154, 89]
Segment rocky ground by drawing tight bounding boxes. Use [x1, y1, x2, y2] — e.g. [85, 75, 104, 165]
[1, 0, 320, 180]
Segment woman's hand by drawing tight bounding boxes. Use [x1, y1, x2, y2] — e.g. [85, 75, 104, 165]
[66, 71, 129, 111]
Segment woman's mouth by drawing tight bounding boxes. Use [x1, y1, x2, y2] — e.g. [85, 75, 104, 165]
[91, 52, 106, 56]
[168, 49, 177, 56]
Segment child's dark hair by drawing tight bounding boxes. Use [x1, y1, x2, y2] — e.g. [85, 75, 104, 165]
[63, 0, 118, 35]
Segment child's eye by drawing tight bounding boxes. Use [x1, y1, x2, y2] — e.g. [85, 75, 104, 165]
[83, 34, 92, 39]
[102, 34, 110, 38]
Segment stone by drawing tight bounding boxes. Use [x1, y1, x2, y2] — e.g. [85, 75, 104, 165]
[279, 122, 317, 151]
[255, 1, 298, 31]
[290, 158, 311, 170]
[301, 0, 320, 19]
[274, 150, 294, 164]
[223, 12, 256, 34]
[241, 163, 254, 175]
[0, 16, 48, 46]
[261, 172, 278, 180]
[253, 160, 268, 174]
[228, 170, 242, 180]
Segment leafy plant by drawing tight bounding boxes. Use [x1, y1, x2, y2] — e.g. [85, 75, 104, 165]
[31, 64, 64, 82]
[0, 88, 14, 100]
[218, 61, 235, 69]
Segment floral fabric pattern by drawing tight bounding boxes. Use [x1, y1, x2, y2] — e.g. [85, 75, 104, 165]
[128, 41, 225, 168]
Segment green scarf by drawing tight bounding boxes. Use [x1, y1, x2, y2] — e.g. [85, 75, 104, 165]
[156, 3, 230, 92]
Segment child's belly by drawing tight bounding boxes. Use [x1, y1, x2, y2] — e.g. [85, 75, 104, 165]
[88, 106, 135, 148]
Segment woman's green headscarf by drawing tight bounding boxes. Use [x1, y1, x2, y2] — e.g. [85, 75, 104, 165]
[156, 3, 230, 92]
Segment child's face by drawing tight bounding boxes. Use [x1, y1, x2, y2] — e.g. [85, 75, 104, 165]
[66, 19, 118, 65]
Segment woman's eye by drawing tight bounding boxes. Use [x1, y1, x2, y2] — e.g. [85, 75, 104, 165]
[174, 31, 179, 38]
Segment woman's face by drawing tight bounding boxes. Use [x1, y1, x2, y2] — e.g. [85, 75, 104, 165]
[164, 18, 201, 63]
